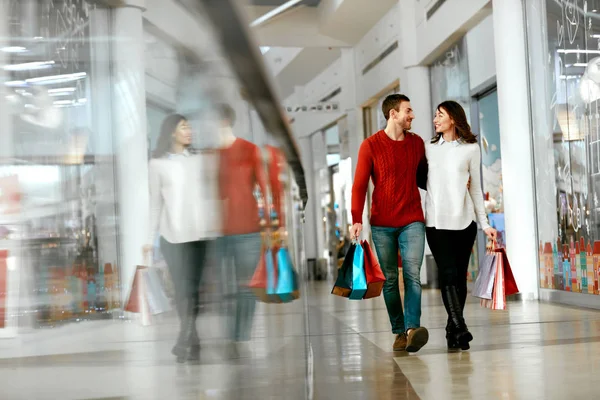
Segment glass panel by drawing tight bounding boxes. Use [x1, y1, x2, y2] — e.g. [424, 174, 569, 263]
[478, 90, 506, 245]
[429, 37, 471, 121]
[525, 0, 600, 295]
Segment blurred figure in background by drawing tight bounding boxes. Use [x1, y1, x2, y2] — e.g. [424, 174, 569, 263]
[217, 104, 268, 356]
[144, 114, 221, 363]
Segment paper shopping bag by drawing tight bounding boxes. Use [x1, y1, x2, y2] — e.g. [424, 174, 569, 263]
[481, 250, 507, 310]
[362, 240, 386, 299]
[249, 249, 272, 302]
[497, 247, 519, 296]
[472, 251, 498, 299]
[144, 267, 171, 315]
[275, 247, 299, 303]
[349, 243, 367, 300]
[332, 244, 356, 297]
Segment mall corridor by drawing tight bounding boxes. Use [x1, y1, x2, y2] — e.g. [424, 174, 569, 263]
[0, 282, 599, 399]
[2, 0, 600, 399]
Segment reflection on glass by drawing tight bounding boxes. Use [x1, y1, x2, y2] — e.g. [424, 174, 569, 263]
[526, 0, 600, 295]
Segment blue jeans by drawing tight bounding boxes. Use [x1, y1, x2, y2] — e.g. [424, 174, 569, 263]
[218, 233, 262, 342]
[371, 222, 425, 334]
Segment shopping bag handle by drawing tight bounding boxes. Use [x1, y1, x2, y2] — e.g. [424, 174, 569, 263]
[486, 239, 499, 252]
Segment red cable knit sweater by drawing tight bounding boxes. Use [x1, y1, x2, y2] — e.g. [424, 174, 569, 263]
[351, 130, 426, 227]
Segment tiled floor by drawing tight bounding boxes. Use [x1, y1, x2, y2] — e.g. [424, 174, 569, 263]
[0, 282, 599, 399]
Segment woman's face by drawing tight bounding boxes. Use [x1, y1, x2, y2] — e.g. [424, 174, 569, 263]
[173, 119, 192, 146]
[433, 107, 453, 133]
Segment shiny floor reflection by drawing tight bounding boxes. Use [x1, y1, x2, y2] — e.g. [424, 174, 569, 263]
[0, 283, 599, 399]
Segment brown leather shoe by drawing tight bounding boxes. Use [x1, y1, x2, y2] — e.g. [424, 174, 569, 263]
[406, 327, 429, 353]
[393, 333, 407, 351]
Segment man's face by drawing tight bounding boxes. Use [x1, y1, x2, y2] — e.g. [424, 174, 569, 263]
[391, 101, 415, 131]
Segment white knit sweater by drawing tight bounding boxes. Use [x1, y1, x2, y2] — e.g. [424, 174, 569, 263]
[148, 150, 221, 245]
[424, 139, 491, 231]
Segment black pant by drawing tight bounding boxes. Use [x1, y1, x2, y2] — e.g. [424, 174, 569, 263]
[160, 237, 208, 346]
[426, 222, 477, 319]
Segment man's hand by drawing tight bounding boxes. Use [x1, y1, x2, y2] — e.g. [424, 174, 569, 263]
[349, 223, 362, 240]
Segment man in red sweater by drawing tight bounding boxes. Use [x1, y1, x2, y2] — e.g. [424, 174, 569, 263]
[350, 94, 428, 353]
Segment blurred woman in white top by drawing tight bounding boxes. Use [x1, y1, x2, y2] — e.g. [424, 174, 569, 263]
[143, 114, 220, 363]
[424, 100, 496, 351]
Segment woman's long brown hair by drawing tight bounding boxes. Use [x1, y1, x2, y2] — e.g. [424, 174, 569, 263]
[431, 100, 478, 144]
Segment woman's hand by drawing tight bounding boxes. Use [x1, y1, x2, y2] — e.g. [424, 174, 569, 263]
[142, 245, 154, 257]
[484, 227, 497, 241]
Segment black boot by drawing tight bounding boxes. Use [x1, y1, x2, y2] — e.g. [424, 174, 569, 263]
[187, 304, 201, 363]
[445, 319, 461, 350]
[442, 286, 473, 350]
[172, 300, 194, 363]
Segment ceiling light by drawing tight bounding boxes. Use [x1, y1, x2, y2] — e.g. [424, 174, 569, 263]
[558, 49, 600, 54]
[566, 63, 589, 67]
[250, 0, 303, 28]
[4, 61, 55, 71]
[4, 80, 27, 87]
[53, 100, 74, 106]
[49, 92, 71, 97]
[1, 46, 27, 53]
[26, 72, 86, 85]
[48, 87, 76, 94]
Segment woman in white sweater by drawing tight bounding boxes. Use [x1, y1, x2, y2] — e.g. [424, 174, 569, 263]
[425, 100, 497, 351]
[143, 114, 220, 363]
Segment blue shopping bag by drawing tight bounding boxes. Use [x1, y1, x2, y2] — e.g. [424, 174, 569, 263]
[349, 243, 367, 300]
[265, 248, 278, 296]
[275, 247, 298, 303]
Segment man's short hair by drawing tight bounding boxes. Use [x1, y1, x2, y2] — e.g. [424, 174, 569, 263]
[382, 94, 410, 120]
[218, 103, 236, 126]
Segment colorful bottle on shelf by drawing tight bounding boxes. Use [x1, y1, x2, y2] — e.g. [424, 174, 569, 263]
[586, 242, 594, 294]
[574, 241, 580, 293]
[553, 241, 560, 290]
[594, 242, 600, 295]
[580, 238, 587, 294]
[562, 245, 570, 291]
[570, 240, 578, 292]
[543, 242, 553, 289]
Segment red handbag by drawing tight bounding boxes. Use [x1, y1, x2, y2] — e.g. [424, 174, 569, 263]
[481, 244, 519, 310]
[248, 249, 270, 302]
[361, 240, 386, 299]
[497, 247, 519, 296]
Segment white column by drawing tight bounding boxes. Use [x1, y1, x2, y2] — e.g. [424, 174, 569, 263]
[111, 1, 150, 304]
[340, 49, 361, 175]
[299, 137, 318, 261]
[398, 0, 433, 141]
[492, 0, 538, 299]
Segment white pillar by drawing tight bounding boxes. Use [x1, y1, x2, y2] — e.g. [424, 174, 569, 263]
[398, 0, 433, 142]
[403, 67, 433, 141]
[111, 1, 150, 304]
[340, 49, 361, 175]
[492, 0, 538, 300]
[299, 137, 318, 261]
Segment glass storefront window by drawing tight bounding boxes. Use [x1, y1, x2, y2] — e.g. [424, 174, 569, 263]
[525, 0, 600, 295]
[430, 37, 471, 121]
